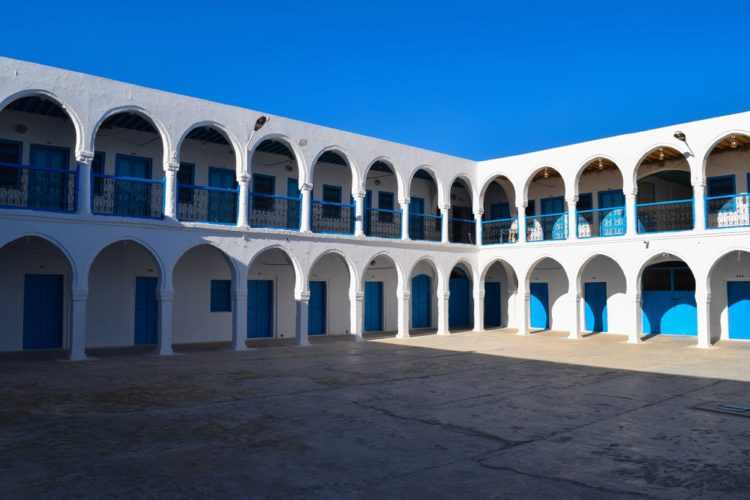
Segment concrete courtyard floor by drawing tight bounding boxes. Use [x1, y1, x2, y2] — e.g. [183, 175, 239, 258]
[2, 330, 750, 499]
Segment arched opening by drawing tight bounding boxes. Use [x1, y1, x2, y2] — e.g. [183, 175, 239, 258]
[408, 169, 441, 241]
[575, 158, 626, 238]
[172, 245, 234, 345]
[0, 95, 78, 212]
[249, 139, 301, 230]
[482, 260, 518, 329]
[640, 256, 696, 337]
[708, 250, 750, 342]
[311, 151, 354, 234]
[176, 126, 237, 224]
[87, 240, 161, 348]
[308, 253, 352, 336]
[92, 111, 166, 219]
[0, 236, 73, 351]
[448, 179, 475, 244]
[635, 147, 693, 233]
[704, 134, 750, 229]
[527, 258, 569, 332]
[481, 175, 518, 244]
[577, 255, 627, 334]
[362, 255, 399, 335]
[448, 264, 473, 330]
[246, 248, 298, 339]
[526, 167, 567, 241]
[409, 259, 439, 331]
[363, 161, 401, 238]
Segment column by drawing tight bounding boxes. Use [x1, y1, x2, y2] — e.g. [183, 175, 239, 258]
[626, 292, 641, 344]
[164, 161, 179, 219]
[474, 210, 484, 246]
[397, 291, 411, 338]
[69, 289, 88, 361]
[157, 288, 174, 355]
[473, 285, 484, 333]
[516, 280, 529, 335]
[231, 288, 248, 350]
[351, 291, 364, 341]
[516, 204, 527, 243]
[300, 184, 313, 233]
[237, 174, 250, 227]
[354, 191, 366, 237]
[437, 290, 450, 335]
[400, 198, 410, 240]
[440, 205, 450, 243]
[295, 292, 310, 346]
[76, 151, 94, 215]
[696, 288, 712, 348]
[568, 292, 582, 339]
[693, 182, 706, 232]
[625, 192, 637, 237]
[567, 198, 577, 240]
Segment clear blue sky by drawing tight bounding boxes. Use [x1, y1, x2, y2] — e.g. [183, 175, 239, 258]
[3, 1, 749, 160]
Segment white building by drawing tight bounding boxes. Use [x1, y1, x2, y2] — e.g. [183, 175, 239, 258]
[1, 57, 748, 360]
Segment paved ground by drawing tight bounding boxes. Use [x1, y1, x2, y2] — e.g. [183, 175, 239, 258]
[2, 330, 750, 499]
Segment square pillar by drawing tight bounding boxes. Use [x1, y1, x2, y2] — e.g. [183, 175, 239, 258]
[76, 151, 94, 216]
[473, 286, 484, 333]
[157, 289, 174, 355]
[567, 198, 577, 240]
[440, 206, 450, 243]
[437, 290, 450, 335]
[693, 183, 706, 232]
[568, 293, 582, 339]
[231, 289, 248, 350]
[164, 161, 179, 219]
[475, 211, 484, 246]
[300, 184, 313, 233]
[351, 291, 364, 341]
[400, 198, 410, 240]
[625, 192, 637, 237]
[397, 291, 411, 338]
[295, 292, 310, 346]
[69, 289, 88, 361]
[515, 204, 527, 243]
[237, 174, 250, 227]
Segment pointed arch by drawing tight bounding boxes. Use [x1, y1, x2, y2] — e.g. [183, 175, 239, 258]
[90, 105, 172, 167]
[175, 121, 243, 175]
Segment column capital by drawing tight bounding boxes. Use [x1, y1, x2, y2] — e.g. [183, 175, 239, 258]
[515, 202, 527, 209]
[353, 190, 366, 200]
[398, 291, 411, 300]
[440, 291, 450, 300]
[231, 289, 248, 300]
[158, 289, 175, 301]
[301, 183, 313, 192]
[299, 291, 311, 301]
[399, 197, 411, 206]
[566, 197, 578, 205]
[475, 290, 486, 300]
[238, 173, 250, 184]
[625, 191, 637, 199]
[76, 150, 95, 164]
[353, 291, 365, 301]
[474, 209, 484, 218]
[71, 289, 89, 301]
[166, 161, 180, 173]
[439, 204, 451, 213]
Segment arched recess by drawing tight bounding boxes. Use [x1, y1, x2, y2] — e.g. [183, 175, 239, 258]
[172, 244, 237, 345]
[310, 149, 356, 234]
[363, 160, 401, 238]
[408, 258, 442, 331]
[448, 177, 475, 244]
[307, 251, 355, 336]
[576, 254, 627, 334]
[448, 262, 474, 330]
[0, 236, 74, 351]
[707, 249, 750, 342]
[246, 247, 301, 339]
[248, 137, 303, 230]
[481, 259, 519, 329]
[86, 240, 162, 348]
[638, 253, 697, 337]
[702, 133, 750, 230]
[408, 168, 442, 241]
[574, 157, 626, 238]
[361, 253, 401, 334]
[0, 93, 79, 212]
[524, 167, 567, 242]
[481, 174, 519, 244]
[634, 146, 693, 233]
[526, 257, 569, 332]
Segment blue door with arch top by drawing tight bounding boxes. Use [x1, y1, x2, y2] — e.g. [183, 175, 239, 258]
[364, 281, 383, 332]
[23, 274, 63, 349]
[309, 281, 327, 335]
[449, 269, 472, 329]
[134, 276, 158, 345]
[728, 281, 750, 340]
[584, 282, 608, 332]
[598, 190, 626, 236]
[409, 197, 425, 240]
[641, 263, 697, 335]
[484, 281, 502, 328]
[530, 282, 549, 330]
[29, 145, 70, 210]
[247, 280, 273, 338]
[411, 274, 431, 328]
[287, 178, 300, 229]
[541, 196, 566, 239]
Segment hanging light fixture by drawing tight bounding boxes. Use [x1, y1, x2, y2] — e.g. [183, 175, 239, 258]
[597, 158, 604, 170]
[543, 168, 550, 179]
[730, 135, 739, 149]
[658, 148, 665, 161]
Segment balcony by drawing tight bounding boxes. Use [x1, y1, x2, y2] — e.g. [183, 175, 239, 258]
[449, 217, 476, 244]
[409, 212, 441, 241]
[249, 192, 301, 230]
[636, 199, 693, 234]
[0, 162, 77, 213]
[311, 200, 354, 234]
[92, 173, 164, 219]
[526, 212, 568, 242]
[177, 184, 238, 224]
[576, 207, 626, 238]
[365, 207, 402, 238]
[482, 217, 518, 245]
[705, 194, 750, 230]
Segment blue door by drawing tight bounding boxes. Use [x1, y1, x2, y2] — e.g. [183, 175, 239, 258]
[115, 154, 152, 217]
[134, 276, 158, 345]
[541, 196, 566, 239]
[208, 167, 237, 223]
[484, 281, 502, 328]
[449, 269, 472, 329]
[642, 265, 697, 336]
[364, 190, 372, 234]
[411, 274, 431, 328]
[728, 281, 750, 340]
[247, 280, 273, 338]
[530, 282, 549, 330]
[364, 281, 383, 332]
[598, 190, 626, 236]
[29, 145, 69, 210]
[409, 197, 425, 240]
[309, 281, 327, 335]
[23, 274, 63, 349]
[584, 282, 608, 332]
[490, 202, 510, 220]
[287, 178, 300, 229]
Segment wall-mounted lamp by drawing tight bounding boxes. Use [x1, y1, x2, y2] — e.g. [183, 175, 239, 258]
[254, 116, 268, 131]
[673, 130, 686, 142]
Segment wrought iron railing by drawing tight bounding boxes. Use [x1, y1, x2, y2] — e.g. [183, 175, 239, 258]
[576, 207, 626, 238]
[482, 217, 518, 245]
[636, 199, 693, 233]
[365, 208, 402, 238]
[311, 200, 354, 234]
[249, 192, 301, 230]
[705, 194, 750, 229]
[526, 212, 568, 241]
[91, 173, 164, 219]
[177, 183, 238, 224]
[449, 217, 476, 244]
[0, 162, 77, 213]
[409, 212, 441, 241]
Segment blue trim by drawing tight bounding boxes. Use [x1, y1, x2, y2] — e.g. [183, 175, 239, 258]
[210, 280, 232, 312]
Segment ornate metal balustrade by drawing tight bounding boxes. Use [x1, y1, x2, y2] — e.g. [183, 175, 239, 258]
[526, 212, 568, 242]
[365, 208, 402, 238]
[0, 162, 77, 212]
[636, 199, 693, 233]
[249, 192, 301, 230]
[576, 207, 626, 238]
[482, 217, 518, 245]
[177, 184, 238, 224]
[705, 194, 750, 229]
[409, 213, 441, 241]
[91, 173, 164, 219]
[311, 200, 354, 234]
[449, 217, 476, 244]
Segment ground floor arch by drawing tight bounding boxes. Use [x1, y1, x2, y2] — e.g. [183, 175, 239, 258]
[527, 258, 569, 331]
[247, 248, 298, 339]
[577, 255, 627, 334]
[482, 259, 518, 329]
[448, 263, 473, 330]
[307, 252, 352, 336]
[709, 250, 750, 341]
[362, 254, 399, 334]
[409, 259, 440, 331]
[640, 256, 696, 337]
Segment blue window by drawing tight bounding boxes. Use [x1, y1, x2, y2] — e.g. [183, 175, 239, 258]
[525, 200, 536, 216]
[707, 175, 736, 197]
[378, 191, 394, 222]
[210, 280, 232, 312]
[322, 184, 342, 219]
[252, 173, 275, 211]
[489, 202, 510, 220]
[577, 193, 593, 211]
[91, 151, 105, 196]
[177, 162, 194, 203]
[0, 139, 22, 188]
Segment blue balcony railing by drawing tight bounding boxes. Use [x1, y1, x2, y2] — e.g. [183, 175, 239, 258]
[365, 208, 402, 238]
[526, 212, 568, 241]
[92, 173, 164, 219]
[482, 217, 518, 245]
[449, 217, 476, 244]
[636, 199, 693, 234]
[705, 193, 750, 229]
[177, 183, 238, 224]
[249, 192, 301, 230]
[576, 207, 626, 238]
[311, 200, 354, 234]
[0, 162, 77, 213]
[409, 212, 441, 241]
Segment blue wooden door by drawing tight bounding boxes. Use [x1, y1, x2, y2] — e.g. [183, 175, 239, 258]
[728, 281, 750, 340]
[541, 196, 566, 239]
[208, 167, 237, 223]
[23, 274, 63, 349]
[287, 178, 300, 229]
[409, 197, 425, 240]
[484, 281, 502, 328]
[449, 271, 472, 329]
[364, 190, 372, 235]
[364, 281, 383, 332]
[642, 292, 697, 335]
[29, 145, 69, 210]
[490, 202, 510, 220]
[247, 280, 273, 338]
[411, 274, 431, 328]
[530, 282, 549, 330]
[598, 190, 626, 236]
[134, 276, 158, 345]
[584, 282, 608, 332]
[308, 281, 327, 335]
[115, 155, 152, 216]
